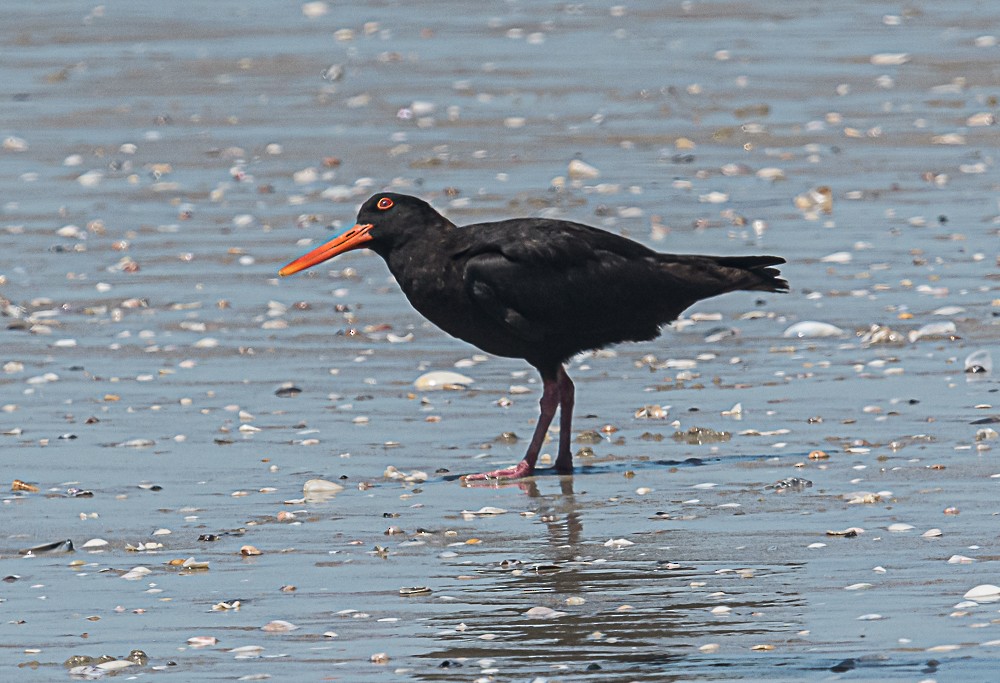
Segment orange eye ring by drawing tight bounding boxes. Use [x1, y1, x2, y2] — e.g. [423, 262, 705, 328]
[377, 197, 394, 210]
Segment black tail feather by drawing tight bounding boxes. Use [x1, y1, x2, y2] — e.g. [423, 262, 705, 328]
[715, 255, 789, 293]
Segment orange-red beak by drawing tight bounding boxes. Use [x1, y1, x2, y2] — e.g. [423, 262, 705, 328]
[279, 224, 374, 276]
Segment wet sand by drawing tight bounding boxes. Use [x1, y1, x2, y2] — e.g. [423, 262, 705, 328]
[2, 1, 1000, 680]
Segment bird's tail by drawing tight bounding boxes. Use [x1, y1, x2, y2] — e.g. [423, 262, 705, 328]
[712, 255, 789, 293]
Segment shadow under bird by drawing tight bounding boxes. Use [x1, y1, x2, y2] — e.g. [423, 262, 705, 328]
[280, 193, 788, 482]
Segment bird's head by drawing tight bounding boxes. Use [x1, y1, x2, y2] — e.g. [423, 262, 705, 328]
[279, 192, 446, 276]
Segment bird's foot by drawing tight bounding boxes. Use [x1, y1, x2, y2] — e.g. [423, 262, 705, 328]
[461, 460, 534, 484]
[553, 455, 573, 474]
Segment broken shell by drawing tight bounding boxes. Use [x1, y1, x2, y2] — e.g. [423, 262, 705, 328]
[19, 539, 74, 555]
[858, 324, 904, 346]
[826, 527, 863, 537]
[399, 586, 432, 596]
[634, 405, 669, 419]
[794, 186, 833, 213]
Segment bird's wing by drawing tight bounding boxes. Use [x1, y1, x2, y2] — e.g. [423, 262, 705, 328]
[459, 221, 657, 342]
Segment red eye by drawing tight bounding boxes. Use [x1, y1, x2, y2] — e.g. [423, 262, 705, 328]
[377, 197, 394, 210]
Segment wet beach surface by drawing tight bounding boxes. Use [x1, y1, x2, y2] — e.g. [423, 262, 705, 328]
[2, 1, 1000, 680]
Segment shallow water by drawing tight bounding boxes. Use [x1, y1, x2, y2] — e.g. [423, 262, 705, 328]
[2, 1, 1000, 680]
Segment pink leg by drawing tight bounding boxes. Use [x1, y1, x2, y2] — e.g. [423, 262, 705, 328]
[462, 371, 561, 483]
[553, 366, 574, 473]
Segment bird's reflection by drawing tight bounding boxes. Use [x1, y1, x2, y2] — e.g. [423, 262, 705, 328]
[415, 466, 805, 680]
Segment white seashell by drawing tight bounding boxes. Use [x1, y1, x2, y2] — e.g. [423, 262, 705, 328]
[820, 251, 852, 264]
[887, 523, 914, 532]
[567, 159, 600, 179]
[187, 636, 219, 647]
[966, 112, 995, 126]
[921, 528, 942, 538]
[118, 438, 155, 448]
[3, 136, 29, 152]
[908, 321, 956, 343]
[414, 371, 474, 391]
[844, 583, 873, 590]
[462, 506, 507, 516]
[931, 133, 965, 145]
[947, 555, 974, 564]
[292, 167, 319, 184]
[77, 170, 104, 186]
[783, 321, 845, 338]
[721, 403, 742, 417]
[303, 478, 344, 493]
[525, 606, 566, 618]
[604, 538, 634, 548]
[261, 619, 299, 632]
[698, 191, 729, 204]
[96, 660, 135, 672]
[301, 2, 329, 19]
[756, 167, 785, 181]
[926, 644, 962, 653]
[964, 585, 1000, 601]
[870, 52, 909, 65]
[410, 100, 435, 116]
[82, 538, 109, 548]
[121, 566, 152, 580]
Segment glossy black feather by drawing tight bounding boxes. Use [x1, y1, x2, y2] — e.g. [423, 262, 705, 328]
[360, 193, 787, 371]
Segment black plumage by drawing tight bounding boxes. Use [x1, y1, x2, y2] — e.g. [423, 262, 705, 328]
[280, 192, 787, 481]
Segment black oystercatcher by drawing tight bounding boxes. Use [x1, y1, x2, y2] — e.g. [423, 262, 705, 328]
[280, 193, 787, 482]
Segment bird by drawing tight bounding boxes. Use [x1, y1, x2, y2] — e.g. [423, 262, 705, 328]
[279, 192, 788, 482]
